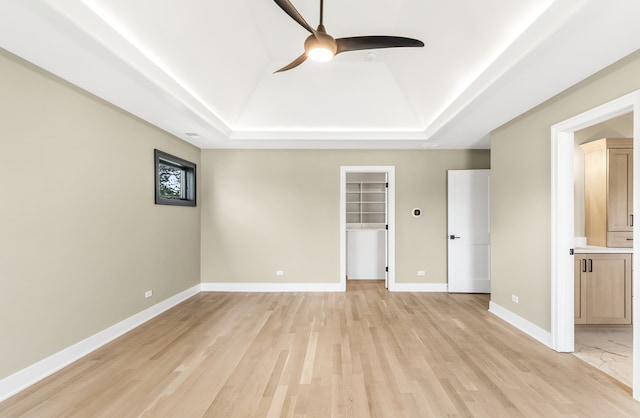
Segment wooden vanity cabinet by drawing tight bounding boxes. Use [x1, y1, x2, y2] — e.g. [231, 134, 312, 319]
[574, 256, 587, 324]
[581, 138, 633, 247]
[574, 253, 632, 325]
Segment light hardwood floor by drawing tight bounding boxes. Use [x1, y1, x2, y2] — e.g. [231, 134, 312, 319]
[2, 281, 639, 417]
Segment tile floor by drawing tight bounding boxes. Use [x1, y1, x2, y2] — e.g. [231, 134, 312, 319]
[573, 325, 632, 387]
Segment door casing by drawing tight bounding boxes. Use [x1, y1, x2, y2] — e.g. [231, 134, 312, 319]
[340, 166, 395, 291]
[550, 89, 640, 400]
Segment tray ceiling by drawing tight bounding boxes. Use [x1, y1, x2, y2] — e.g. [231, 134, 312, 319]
[1, 0, 639, 149]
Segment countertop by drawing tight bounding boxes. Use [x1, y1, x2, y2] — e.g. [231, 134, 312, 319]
[574, 246, 633, 254]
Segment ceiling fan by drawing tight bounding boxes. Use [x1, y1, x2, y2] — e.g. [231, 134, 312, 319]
[273, 0, 425, 73]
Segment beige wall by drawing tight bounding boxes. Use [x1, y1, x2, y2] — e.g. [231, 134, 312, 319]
[0, 49, 201, 379]
[200, 150, 490, 285]
[491, 49, 640, 331]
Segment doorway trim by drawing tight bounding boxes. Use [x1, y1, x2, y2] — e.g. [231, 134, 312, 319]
[551, 89, 640, 400]
[340, 166, 396, 291]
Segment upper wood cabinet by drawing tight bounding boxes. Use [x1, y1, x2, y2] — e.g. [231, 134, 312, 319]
[581, 138, 633, 247]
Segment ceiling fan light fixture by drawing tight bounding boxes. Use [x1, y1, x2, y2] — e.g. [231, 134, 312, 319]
[307, 47, 334, 62]
[304, 33, 337, 62]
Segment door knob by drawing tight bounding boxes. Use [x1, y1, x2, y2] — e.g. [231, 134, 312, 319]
[449, 235, 461, 240]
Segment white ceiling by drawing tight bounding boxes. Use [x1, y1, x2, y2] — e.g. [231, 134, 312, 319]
[1, 0, 639, 149]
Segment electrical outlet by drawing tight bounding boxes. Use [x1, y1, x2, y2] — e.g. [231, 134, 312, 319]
[417, 271, 425, 276]
[145, 290, 153, 299]
[512, 294, 519, 303]
[276, 270, 284, 276]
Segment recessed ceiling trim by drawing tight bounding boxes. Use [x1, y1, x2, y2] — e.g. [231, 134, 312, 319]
[424, 0, 590, 139]
[40, 0, 233, 137]
[229, 129, 428, 141]
[209, 139, 437, 150]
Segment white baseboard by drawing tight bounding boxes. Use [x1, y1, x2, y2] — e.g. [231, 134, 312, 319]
[0, 284, 201, 403]
[390, 283, 448, 292]
[201, 282, 345, 292]
[489, 301, 553, 348]
[202, 282, 449, 293]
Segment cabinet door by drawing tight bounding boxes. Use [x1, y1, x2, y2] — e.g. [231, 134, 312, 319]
[574, 256, 587, 324]
[608, 149, 633, 231]
[346, 230, 386, 280]
[584, 148, 608, 246]
[585, 254, 632, 324]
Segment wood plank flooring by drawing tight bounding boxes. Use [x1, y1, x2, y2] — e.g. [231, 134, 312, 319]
[1, 281, 639, 417]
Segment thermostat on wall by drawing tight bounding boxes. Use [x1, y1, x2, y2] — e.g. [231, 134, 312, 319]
[412, 208, 421, 217]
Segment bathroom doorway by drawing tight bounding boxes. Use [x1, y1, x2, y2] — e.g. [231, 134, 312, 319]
[551, 89, 640, 400]
[572, 113, 634, 387]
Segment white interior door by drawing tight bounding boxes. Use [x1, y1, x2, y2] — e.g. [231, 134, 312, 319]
[447, 169, 491, 293]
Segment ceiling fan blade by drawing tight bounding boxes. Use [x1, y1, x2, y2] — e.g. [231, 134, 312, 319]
[336, 36, 424, 54]
[273, 0, 316, 35]
[274, 53, 308, 73]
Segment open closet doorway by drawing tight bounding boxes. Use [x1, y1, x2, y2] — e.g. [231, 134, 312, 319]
[551, 89, 640, 401]
[340, 166, 395, 291]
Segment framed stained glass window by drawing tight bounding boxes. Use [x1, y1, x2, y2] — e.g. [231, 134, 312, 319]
[154, 149, 196, 206]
